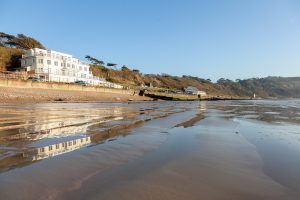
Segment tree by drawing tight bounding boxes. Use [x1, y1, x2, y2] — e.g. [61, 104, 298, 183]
[85, 55, 105, 66]
[217, 78, 233, 84]
[121, 65, 129, 71]
[14, 34, 45, 49]
[107, 63, 117, 69]
[0, 32, 15, 47]
[0, 32, 45, 49]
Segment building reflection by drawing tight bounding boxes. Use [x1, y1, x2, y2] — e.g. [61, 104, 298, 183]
[2, 104, 126, 141]
[0, 114, 126, 172]
[6, 123, 90, 141]
[5, 116, 124, 142]
[199, 101, 206, 112]
[23, 136, 91, 161]
[0, 135, 92, 173]
[0, 104, 148, 173]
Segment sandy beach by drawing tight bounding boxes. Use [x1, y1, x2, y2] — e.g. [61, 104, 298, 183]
[0, 86, 151, 103]
[0, 100, 300, 200]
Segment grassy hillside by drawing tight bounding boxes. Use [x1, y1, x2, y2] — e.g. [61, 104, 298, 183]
[90, 64, 300, 98]
[239, 77, 300, 98]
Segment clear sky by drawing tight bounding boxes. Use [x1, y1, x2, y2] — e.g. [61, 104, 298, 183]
[1, 0, 300, 81]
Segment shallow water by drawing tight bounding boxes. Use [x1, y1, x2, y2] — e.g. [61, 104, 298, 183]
[0, 100, 300, 199]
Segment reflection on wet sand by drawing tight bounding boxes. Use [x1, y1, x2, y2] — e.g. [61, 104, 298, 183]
[24, 136, 91, 161]
[208, 99, 300, 124]
[174, 114, 204, 128]
[1, 100, 300, 200]
[0, 102, 191, 173]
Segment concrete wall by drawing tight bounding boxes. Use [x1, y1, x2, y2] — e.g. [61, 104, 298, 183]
[0, 78, 131, 95]
[145, 91, 201, 100]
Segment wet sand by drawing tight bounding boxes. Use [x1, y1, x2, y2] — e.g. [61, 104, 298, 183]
[0, 100, 300, 199]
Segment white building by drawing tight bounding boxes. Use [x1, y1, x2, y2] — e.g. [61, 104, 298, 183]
[21, 48, 123, 88]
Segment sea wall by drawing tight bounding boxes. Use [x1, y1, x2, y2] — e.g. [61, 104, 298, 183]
[144, 91, 201, 101]
[0, 78, 131, 94]
[143, 91, 248, 101]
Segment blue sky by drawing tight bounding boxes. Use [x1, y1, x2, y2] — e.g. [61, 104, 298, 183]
[1, 0, 300, 81]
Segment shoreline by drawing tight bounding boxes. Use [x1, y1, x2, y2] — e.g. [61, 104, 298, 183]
[0, 85, 252, 103]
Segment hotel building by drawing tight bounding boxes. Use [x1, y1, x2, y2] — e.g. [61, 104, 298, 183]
[21, 48, 122, 88]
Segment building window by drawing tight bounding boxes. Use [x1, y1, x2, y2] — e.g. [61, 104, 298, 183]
[67, 63, 70, 68]
[37, 68, 43, 73]
[84, 67, 87, 71]
[56, 144, 59, 149]
[47, 60, 51, 65]
[54, 61, 58, 66]
[49, 146, 53, 151]
[79, 66, 82, 70]
[38, 59, 43, 64]
[72, 64, 75, 69]
[40, 147, 44, 152]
